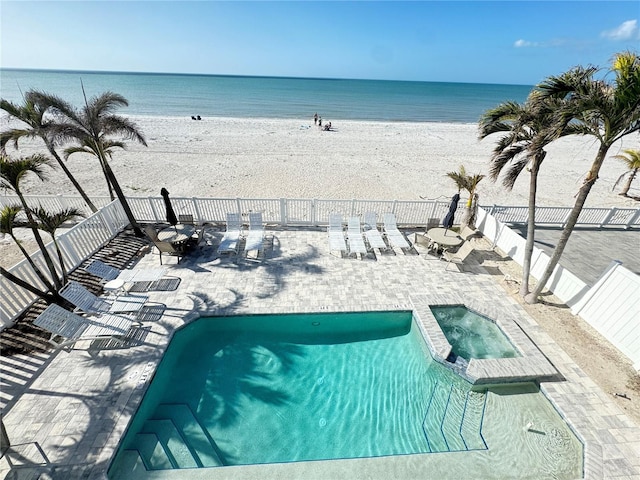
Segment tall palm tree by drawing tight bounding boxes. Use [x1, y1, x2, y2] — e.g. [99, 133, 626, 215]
[0, 93, 97, 212]
[526, 51, 640, 304]
[33, 207, 84, 285]
[30, 90, 147, 237]
[0, 153, 61, 290]
[446, 165, 485, 228]
[478, 92, 577, 296]
[612, 148, 640, 197]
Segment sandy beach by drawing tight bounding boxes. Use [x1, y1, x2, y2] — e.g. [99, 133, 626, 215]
[4, 115, 639, 208]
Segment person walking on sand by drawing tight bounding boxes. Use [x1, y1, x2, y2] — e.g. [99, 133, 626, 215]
[318, 117, 322, 127]
[314, 113, 318, 125]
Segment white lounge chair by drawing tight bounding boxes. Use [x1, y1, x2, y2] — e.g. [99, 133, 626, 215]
[244, 212, 265, 254]
[328, 213, 347, 255]
[347, 216, 368, 258]
[84, 259, 167, 284]
[33, 303, 134, 349]
[217, 213, 242, 254]
[60, 281, 148, 315]
[383, 213, 410, 249]
[363, 212, 388, 251]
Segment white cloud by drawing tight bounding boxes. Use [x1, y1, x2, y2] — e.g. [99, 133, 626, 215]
[601, 19, 639, 41]
[514, 39, 539, 48]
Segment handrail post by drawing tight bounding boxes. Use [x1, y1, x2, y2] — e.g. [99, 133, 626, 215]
[598, 207, 616, 228]
[626, 208, 640, 229]
[280, 198, 286, 226]
[192, 197, 202, 225]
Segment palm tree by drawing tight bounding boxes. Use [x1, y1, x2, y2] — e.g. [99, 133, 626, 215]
[526, 51, 640, 304]
[33, 207, 84, 285]
[446, 165, 485, 228]
[478, 92, 577, 296]
[30, 90, 147, 237]
[0, 205, 55, 291]
[0, 92, 98, 212]
[612, 148, 640, 197]
[0, 153, 62, 290]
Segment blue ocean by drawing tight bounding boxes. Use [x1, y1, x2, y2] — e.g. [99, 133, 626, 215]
[0, 69, 532, 123]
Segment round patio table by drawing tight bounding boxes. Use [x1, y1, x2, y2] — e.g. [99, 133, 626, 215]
[427, 227, 463, 248]
[158, 224, 196, 244]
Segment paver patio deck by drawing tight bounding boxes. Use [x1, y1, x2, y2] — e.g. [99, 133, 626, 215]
[1, 226, 639, 479]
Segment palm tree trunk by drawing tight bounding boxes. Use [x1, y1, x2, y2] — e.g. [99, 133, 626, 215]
[100, 154, 144, 237]
[620, 168, 637, 196]
[525, 145, 608, 304]
[46, 144, 98, 213]
[16, 192, 62, 290]
[9, 232, 56, 292]
[0, 267, 60, 303]
[520, 155, 543, 296]
[51, 238, 68, 285]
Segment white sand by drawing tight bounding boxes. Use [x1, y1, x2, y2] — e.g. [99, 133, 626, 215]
[4, 115, 639, 208]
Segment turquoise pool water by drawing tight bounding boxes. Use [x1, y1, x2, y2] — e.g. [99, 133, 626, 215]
[109, 311, 582, 479]
[431, 306, 521, 360]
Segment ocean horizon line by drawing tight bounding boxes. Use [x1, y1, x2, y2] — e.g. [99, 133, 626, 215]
[0, 67, 535, 89]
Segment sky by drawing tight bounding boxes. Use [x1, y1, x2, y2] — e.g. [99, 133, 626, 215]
[1, 0, 638, 85]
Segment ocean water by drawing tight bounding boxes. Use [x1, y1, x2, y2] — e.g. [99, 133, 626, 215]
[0, 68, 532, 123]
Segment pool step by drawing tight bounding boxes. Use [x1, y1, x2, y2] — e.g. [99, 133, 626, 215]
[423, 383, 487, 453]
[151, 403, 225, 467]
[460, 391, 487, 450]
[131, 433, 174, 470]
[441, 385, 467, 451]
[120, 403, 225, 471]
[140, 419, 199, 468]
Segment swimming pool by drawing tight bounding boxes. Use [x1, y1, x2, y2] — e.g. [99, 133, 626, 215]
[109, 311, 583, 479]
[430, 305, 521, 360]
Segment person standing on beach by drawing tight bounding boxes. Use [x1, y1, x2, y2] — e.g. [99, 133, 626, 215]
[314, 113, 318, 125]
[318, 117, 322, 127]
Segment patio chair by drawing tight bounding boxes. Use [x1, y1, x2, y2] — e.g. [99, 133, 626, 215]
[347, 216, 368, 258]
[59, 280, 148, 315]
[363, 212, 388, 251]
[153, 240, 184, 264]
[244, 212, 265, 254]
[178, 214, 195, 225]
[33, 303, 135, 349]
[84, 259, 167, 284]
[328, 213, 347, 255]
[383, 213, 410, 249]
[217, 212, 242, 255]
[442, 241, 475, 271]
[144, 225, 160, 242]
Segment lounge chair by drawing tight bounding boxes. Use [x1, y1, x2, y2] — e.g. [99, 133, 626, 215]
[363, 212, 388, 251]
[84, 259, 167, 284]
[217, 212, 242, 254]
[59, 280, 148, 315]
[33, 303, 134, 349]
[347, 216, 367, 258]
[244, 212, 265, 254]
[328, 213, 347, 255]
[442, 241, 475, 271]
[383, 213, 410, 249]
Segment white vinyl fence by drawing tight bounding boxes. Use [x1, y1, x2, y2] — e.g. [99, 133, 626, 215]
[1, 200, 129, 327]
[476, 206, 640, 370]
